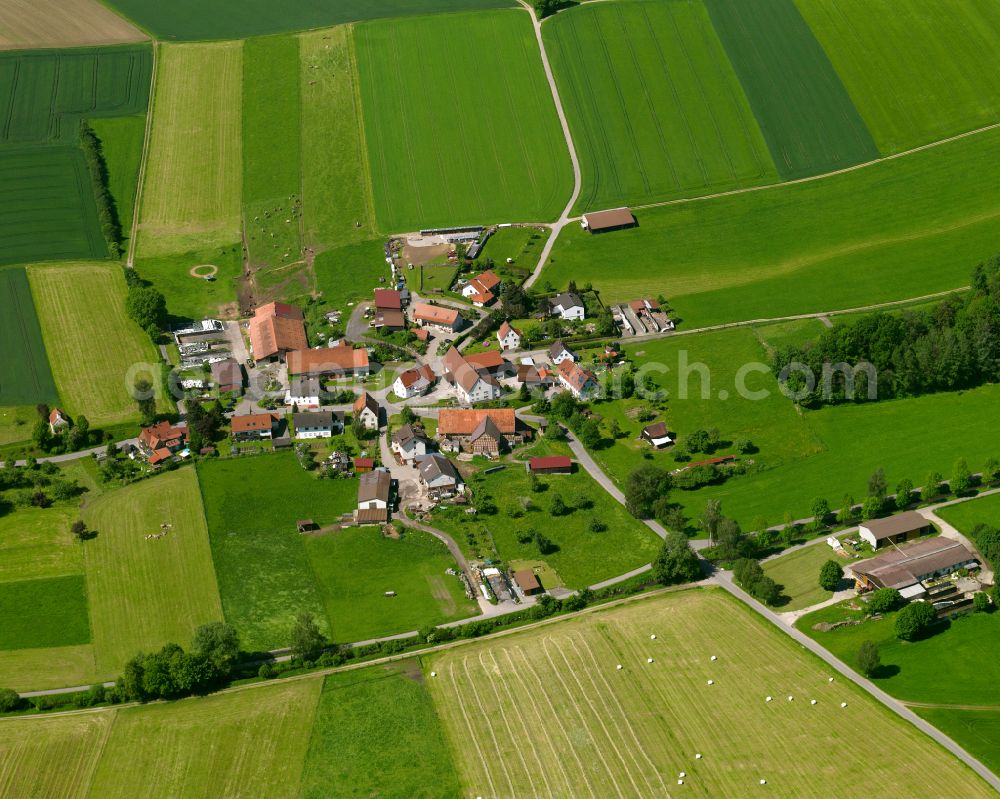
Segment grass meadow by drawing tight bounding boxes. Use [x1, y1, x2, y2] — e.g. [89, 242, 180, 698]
[0, 506, 79, 583]
[762, 542, 842, 610]
[28, 263, 162, 426]
[936, 492, 1000, 536]
[0, 267, 58, 406]
[243, 35, 302, 278]
[197, 454, 356, 650]
[137, 42, 243, 257]
[300, 26, 376, 250]
[313, 239, 390, 311]
[544, 0, 777, 211]
[427, 588, 995, 797]
[89, 115, 146, 256]
[797, 0, 1000, 153]
[0, 575, 90, 650]
[356, 10, 572, 231]
[799, 601, 1000, 706]
[0, 644, 96, 693]
[916, 708, 1000, 778]
[300, 663, 463, 799]
[133, 245, 242, 320]
[0, 0, 146, 50]
[703, 0, 878, 178]
[83, 468, 224, 676]
[88, 678, 321, 799]
[103, 0, 515, 40]
[544, 125, 1000, 320]
[303, 528, 476, 643]
[431, 463, 662, 588]
[0, 712, 112, 799]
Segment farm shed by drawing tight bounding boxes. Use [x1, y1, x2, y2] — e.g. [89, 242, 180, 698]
[859, 511, 933, 550]
[852, 537, 978, 592]
[529, 456, 573, 475]
[641, 422, 673, 448]
[513, 569, 543, 596]
[581, 207, 636, 234]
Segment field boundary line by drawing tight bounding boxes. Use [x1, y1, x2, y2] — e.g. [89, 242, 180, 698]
[126, 41, 158, 268]
[619, 118, 1000, 218]
[903, 701, 1000, 711]
[462, 654, 517, 797]
[445, 664, 501, 798]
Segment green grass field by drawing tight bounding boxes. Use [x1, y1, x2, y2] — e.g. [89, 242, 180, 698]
[0, 506, 79, 583]
[427, 588, 994, 797]
[300, 26, 376, 250]
[545, 0, 777, 211]
[0, 267, 58, 405]
[133, 245, 242, 320]
[762, 543, 843, 610]
[0, 147, 107, 266]
[89, 115, 146, 256]
[916, 708, 1000, 778]
[300, 663, 463, 799]
[137, 42, 242, 257]
[0, 644, 96, 693]
[797, 0, 1000, 153]
[303, 528, 476, 642]
[104, 0, 515, 40]
[83, 468, 223, 676]
[589, 328, 823, 486]
[544, 125, 1000, 321]
[704, 0, 877, 178]
[88, 678, 321, 799]
[431, 463, 662, 588]
[937, 492, 1000, 535]
[313, 239, 390, 313]
[0, 575, 89, 650]
[356, 10, 572, 231]
[799, 601, 1000, 706]
[28, 263, 161, 426]
[0, 712, 113, 799]
[243, 35, 302, 280]
[198, 454, 356, 650]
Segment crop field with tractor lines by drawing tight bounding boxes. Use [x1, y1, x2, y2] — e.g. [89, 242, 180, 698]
[545, 0, 778, 211]
[0, 267, 58, 406]
[796, 0, 1000, 154]
[355, 9, 572, 232]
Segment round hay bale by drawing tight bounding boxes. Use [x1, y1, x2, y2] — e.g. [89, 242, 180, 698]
[695, 754, 702, 760]
[707, 680, 714, 685]
[810, 699, 817, 705]
[647, 657, 654, 664]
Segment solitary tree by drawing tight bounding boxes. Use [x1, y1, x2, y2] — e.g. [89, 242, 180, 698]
[624, 464, 671, 519]
[895, 478, 913, 510]
[924, 471, 943, 499]
[819, 560, 843, 592]
[810, 498, 830, 528]
[861, 495, 883, 521]
[70, 520, 88, 540]
[290, 613, 328, 662]
[700, 499, 724, 543]
[973, 592, 991, 613]
[894, 601, 936, 641]
[549, 495, 568, 516]
[867, 587, 901, 614]
[133, 377, 156, 425]
[0, 687, 21, 713]
[836, 494, 855, 527]
[856, 641, 881, 677]
[868, 467, 888, 501]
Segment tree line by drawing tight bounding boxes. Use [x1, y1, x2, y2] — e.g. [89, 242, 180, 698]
[773, 258, 1000, 405]
[79, 121, 124, 259]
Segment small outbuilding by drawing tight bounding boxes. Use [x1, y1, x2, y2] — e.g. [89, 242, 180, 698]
[859, 511, 933, 550]
[296, 519, 318, 533]
[641, 422, 673, 448]
[514, 569, 544, 596]
[529, 456, 573, 475]
[581, 207, 636, 234]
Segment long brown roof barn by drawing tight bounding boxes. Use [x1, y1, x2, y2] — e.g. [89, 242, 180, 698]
[853, 537, 978, 590]
[859, 511, 931, 541]
[582, 207, 636, 233]
[287, 346, 369, 376]
[249, 302, 307, 360]
[438, 408, 516, 436]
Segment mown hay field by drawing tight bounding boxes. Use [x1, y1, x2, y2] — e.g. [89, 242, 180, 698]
[0, 575, 90, 650]
[704, 0, 878, 178]
[937, 491, 1000, 535]
[300, 26, 376, 250]
[137, 42, 242, 257]
[0, 506, 79, 583]
[0, 0, 145, 50]
[427, 589, 996, 798]
[797, 0, 1000, 153]
[88, 678, 320, 799]
[28, 263, 161, 426]
[356, 9, 572, 232]
[544, 125, 1000, 323]
[0, 267, 58, 405]
[544, 0, 778, 211]
[0, 712, 113, 799]
[104, 0, 514, 41]
[83, 468, 223, 677]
